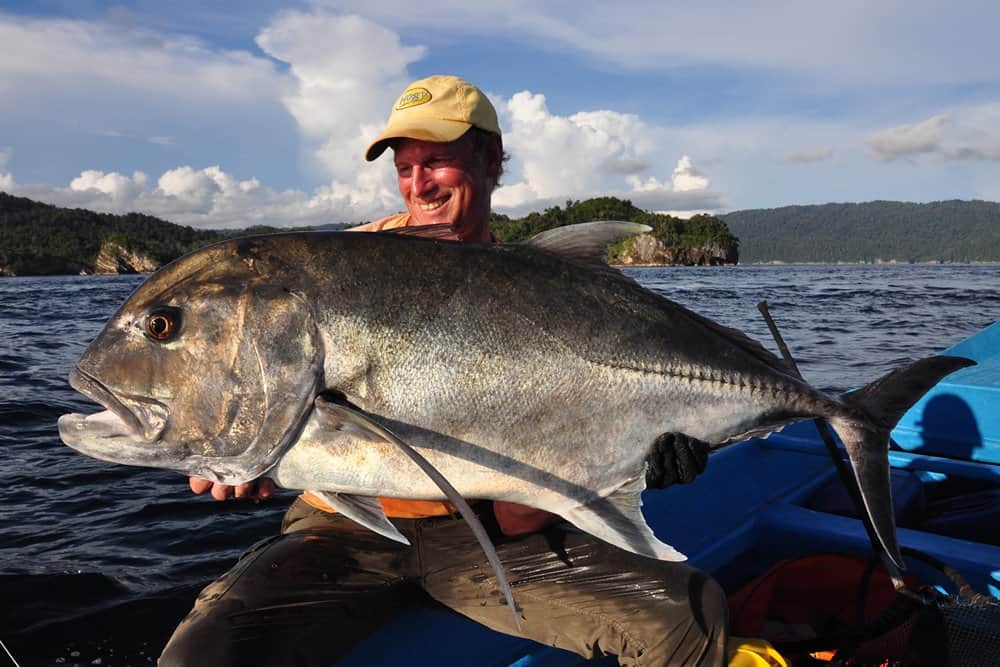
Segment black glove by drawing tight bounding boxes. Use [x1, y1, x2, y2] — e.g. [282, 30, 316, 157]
[645, 432, 710, 489]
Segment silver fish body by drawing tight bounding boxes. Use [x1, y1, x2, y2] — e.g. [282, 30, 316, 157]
[59, 226, 974, 567]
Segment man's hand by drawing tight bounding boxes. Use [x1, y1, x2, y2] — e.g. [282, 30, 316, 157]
[189, 476, 276, 502]
[645, 433, 710, 489]
[493, 501, 560, 537]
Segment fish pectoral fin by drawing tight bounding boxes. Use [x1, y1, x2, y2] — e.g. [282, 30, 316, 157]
[559, 476, 687, 562]
[313, 397, 522, 630]
[313, 399, 385, 443]
[306, 490, 410, 545]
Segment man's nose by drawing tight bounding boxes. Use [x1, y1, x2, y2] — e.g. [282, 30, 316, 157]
[410, 166, 435, 197]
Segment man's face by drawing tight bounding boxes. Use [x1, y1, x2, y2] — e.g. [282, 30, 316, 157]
[393, 136, 493, 242]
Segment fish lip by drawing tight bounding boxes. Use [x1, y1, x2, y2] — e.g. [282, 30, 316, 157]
[68, 366, 144, 437]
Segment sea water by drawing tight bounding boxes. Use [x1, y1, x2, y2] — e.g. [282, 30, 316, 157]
[2, 264, 999, 665]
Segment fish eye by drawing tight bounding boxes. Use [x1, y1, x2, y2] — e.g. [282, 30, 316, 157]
[145, 308, 181, 341]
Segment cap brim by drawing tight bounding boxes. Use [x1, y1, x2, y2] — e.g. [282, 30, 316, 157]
[365, 118, 473, 161]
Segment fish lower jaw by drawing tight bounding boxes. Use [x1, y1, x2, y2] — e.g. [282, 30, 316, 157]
[59, 409, 141, 443]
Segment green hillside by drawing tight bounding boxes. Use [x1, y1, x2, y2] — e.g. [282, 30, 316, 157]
[722, 200, 1000, 263]
[0, 193, 227, 275]
[0, 193, 738, 275]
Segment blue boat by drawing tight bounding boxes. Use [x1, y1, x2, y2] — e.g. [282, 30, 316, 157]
[339, 322, 1000, 665]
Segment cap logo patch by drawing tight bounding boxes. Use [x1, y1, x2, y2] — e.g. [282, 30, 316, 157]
[396, 88, 432, 110]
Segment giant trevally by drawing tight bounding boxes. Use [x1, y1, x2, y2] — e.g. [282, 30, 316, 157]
[59, 222, 972, 597]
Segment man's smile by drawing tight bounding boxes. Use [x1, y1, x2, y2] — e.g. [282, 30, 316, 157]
[418, 196, 449, 212]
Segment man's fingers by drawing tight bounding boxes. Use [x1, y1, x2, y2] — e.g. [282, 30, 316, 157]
[190, 476, 275, 502]
[255, 478, 277, 501]
[189, 477, 214, 495]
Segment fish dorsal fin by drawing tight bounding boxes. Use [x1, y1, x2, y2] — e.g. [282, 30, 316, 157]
[558, 476, 687, 561]
[306, 490, 410, 545]
[313, 397, 522, 629]
[523, 221, 652, 269]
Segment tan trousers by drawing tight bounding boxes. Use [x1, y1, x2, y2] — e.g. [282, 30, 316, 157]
[159, 498, 728, 666]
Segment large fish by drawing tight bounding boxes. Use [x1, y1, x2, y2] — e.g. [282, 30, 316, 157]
[59, 223, 971, 588]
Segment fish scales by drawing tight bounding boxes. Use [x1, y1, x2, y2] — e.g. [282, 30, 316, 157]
[59, 225, 974, 581]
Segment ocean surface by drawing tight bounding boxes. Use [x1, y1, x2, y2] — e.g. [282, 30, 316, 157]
[2, 264, 999, 666]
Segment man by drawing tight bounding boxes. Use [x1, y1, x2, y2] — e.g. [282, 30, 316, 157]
[160, 75, 728, 666]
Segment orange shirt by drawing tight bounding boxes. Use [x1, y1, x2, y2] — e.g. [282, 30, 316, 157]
[300, 212, 454, 518]
[348, 212, 412, 232]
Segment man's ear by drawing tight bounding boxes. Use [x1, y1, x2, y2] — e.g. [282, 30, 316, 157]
[486, 133, 504, 188]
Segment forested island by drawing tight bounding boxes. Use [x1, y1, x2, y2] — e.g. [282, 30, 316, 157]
[491, 197, 739, 266]
[0, 193, 737, 276]
[722, 200, 1000, 263]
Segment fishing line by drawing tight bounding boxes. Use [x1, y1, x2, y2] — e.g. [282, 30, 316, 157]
[756, 300, 905, 589]
[0, 638, 20, 667]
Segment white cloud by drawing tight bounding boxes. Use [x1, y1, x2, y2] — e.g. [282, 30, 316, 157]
[867, 114, 949, 160]
[786, 148, 834, 164]
[4, 163, 402, 229]
[670, 156, 710, 192]
[255, 12, 424, 183]
[149, 136, 175, 146]
[0, 146, 13, 191]
[309, 1, 1000, 88]
[0, 15, 285, 107]
[70, 170, 148, 205]
[493, 93, 722, 215]
[867, 106, 1000, 162]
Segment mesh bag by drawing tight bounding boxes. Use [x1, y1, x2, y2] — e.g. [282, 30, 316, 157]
[903, 549, 1000, 667]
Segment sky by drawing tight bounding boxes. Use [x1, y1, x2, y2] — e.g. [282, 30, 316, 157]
[1, 1, 999, 228]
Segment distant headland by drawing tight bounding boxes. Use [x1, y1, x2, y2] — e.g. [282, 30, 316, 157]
[720, 200, 1000, 264]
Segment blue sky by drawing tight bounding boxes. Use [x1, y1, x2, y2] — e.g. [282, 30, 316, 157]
[1, 1, 999, 228]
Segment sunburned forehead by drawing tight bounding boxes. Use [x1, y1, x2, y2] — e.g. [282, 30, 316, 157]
[392, 137, 475, 167]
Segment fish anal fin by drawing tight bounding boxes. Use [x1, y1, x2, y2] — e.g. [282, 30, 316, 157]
[306, 490, 410, 545]
[560, 477, 687, 562]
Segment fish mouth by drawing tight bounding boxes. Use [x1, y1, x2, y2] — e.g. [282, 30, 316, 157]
[67, 367, 145, 437]
[62, 367, 169, 443]
[59, 367, 178, 471]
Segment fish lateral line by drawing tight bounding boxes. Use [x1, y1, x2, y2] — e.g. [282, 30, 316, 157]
[585, 357, 805, 401]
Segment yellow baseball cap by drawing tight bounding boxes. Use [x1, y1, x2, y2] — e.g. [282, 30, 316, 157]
[365, 75, 501, 161]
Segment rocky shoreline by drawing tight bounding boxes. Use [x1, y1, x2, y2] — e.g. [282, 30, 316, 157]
[611, 233, 737, 267]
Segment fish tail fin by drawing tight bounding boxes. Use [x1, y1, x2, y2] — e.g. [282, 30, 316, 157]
[830, 355, 975, 569]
